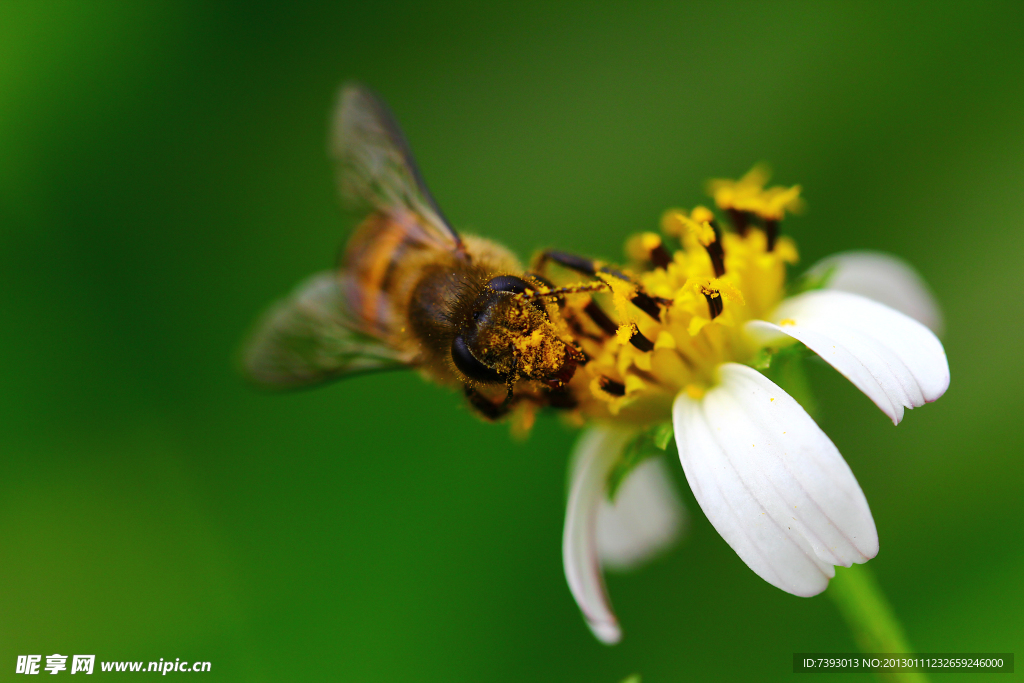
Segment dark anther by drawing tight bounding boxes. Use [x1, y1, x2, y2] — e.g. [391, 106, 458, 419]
[629, 328, 655, 352]
[598, 376, 626, 396]
[706, 220, 726, 277]
[707, 241, 726, 277]
[727, 208, 750, 235]
[565, 314, 603, 343]
[764, 219, 779, 251]
[583, 299, 618, 336]
[649, 242, 672, 269]
[451, 335, 506, 384]
[703, 291, 723, 319]
[630, 292, 663, 322]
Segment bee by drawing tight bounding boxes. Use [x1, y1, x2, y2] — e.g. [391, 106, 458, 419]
[242, 84, 597, 420]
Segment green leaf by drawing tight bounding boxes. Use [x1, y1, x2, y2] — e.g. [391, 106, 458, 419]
[619, 676, 641, 683]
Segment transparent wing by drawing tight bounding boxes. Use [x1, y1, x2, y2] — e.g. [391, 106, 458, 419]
[330, 83, 462, 251]
[242, 271, 410, 389]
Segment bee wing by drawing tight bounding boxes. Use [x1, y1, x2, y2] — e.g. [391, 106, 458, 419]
[331, 83, 463, 252]
[242, 271, 410, 389]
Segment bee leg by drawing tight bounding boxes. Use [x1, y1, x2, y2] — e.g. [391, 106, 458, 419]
[533, 250, 602, 277]
[533, 250, 670, 322]
[545, 386, 578, 410]
[464, 385, 514, 421]
[501, 386, 579, 412]
[534, 250, 637, 285]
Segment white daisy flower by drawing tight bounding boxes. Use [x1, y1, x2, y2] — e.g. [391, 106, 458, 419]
[557, 168, 949, 643]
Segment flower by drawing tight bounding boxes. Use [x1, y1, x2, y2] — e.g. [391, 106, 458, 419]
[551, 168, 950, 643]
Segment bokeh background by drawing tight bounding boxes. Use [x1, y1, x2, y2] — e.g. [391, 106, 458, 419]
[2, 2, 1022, 681]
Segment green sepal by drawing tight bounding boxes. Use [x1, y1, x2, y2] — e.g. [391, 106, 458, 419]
[751, 346, 776, 370]
[760, 344, 819, 419]
[606, 423, 674, 502]
[652, 422, 673, 450]
[787, 262, 837, 297]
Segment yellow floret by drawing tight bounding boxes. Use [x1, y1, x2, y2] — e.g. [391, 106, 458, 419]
[708, 164, 804, 221]
[553, 167, 804, 429]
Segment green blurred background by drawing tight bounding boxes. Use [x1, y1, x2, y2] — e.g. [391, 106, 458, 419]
[2, 2, 1022, 681]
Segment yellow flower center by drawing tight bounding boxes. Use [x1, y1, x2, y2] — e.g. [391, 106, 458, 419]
[552, 168, 802, 426]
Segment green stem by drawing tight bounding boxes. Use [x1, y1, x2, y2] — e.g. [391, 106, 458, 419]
[827, 564, 930, 683]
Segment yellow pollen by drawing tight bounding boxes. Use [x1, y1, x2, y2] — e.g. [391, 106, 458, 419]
[719, 281, 745, 305]
[597, 272, 639, 331]
[780, 318, 796, 326]
[551, 167, 803, 427]
[690, 205, 715, 223]
[660, 209, 688, 238]
[625, 232, 666, 263]
[773, 238, 800, 264]
[615, 322, 636, 344]
[708, 164, 804, 221]
[663, 208, 717, 246]
[691, 221, 716, 247]
[640, 232, 662, 251]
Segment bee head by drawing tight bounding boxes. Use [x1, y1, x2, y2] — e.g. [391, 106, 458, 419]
[451, 275, 578, 388]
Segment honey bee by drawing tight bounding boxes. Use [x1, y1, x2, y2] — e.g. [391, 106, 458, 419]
[243, 84, 594, 420]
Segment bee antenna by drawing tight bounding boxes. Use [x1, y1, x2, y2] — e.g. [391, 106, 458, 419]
[527, 282, 609, 298]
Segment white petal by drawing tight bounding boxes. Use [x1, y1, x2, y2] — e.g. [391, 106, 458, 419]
[746, 290, 950, 425]
[672, 363, 878, 597]
[808, 250, 944, 334]
[597, 457, 686, 572]
[563, 425, 632, 644]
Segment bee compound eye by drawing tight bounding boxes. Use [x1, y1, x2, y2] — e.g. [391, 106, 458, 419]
[486, 275, 531, 294]
[451, 334, 506, 384]
[485, 275, 548, 314]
